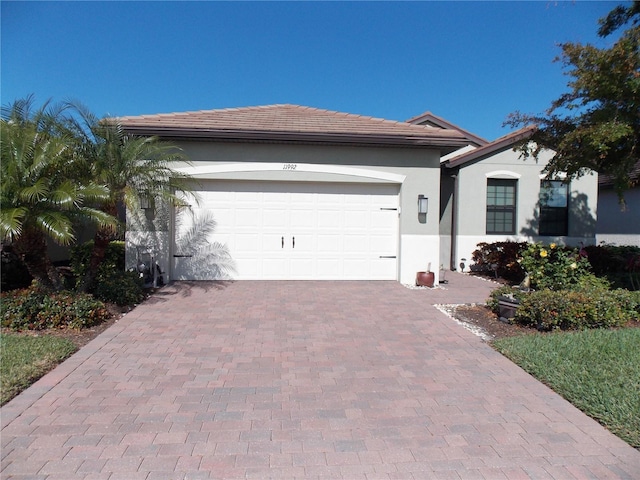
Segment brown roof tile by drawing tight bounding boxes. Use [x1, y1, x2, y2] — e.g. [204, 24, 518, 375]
[116, 104, 468, 150]
[598, 160, 640, 188]
[406, 110, 488, 146]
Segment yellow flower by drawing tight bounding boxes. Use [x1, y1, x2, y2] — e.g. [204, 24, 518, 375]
[540, 249, 548, 258]
[570, 262, 577, 269]
[550, 243, 557, 249]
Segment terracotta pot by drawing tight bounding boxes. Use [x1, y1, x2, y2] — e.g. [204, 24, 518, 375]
[416, 271, 435, 287]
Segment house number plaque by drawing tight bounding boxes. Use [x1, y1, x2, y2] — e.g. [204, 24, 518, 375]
[282, 164, 297, 170]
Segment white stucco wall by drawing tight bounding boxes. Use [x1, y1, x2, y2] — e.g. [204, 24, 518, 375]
[127, 141, 444, 284]
[449, 147, 598, 271]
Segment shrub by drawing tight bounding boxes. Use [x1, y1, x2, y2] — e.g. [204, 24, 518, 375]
[487, 285, 528, 315]
[471, 241, 528, 283]
[1, 245, 32, 291]
[519, 242, 591, 290]
[583, 244, 640, 291]
[514, 287, 638, 331]
[71, 240, 145, 306]
[94, 269, 145, 306]
[70, 240, 126, 284]
[1, 284, 111, 331]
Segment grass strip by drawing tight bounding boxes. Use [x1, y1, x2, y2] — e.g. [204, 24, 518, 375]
[0, 333, 77, 405]
[493, 328, 640, 448]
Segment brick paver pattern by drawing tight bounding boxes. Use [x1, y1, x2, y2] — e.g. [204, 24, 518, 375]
[2, 274, 639, 479]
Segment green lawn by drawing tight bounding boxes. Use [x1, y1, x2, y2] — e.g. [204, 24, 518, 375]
[0, 333, 77, 405]
[493, 328, 640, 448]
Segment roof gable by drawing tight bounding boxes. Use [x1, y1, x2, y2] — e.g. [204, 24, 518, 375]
[117, 104, 468, 151]
[406, 111, 488, 147]
[442, 126, 536, 169]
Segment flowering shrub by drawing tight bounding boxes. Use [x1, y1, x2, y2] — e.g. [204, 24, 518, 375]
[1, 284, 111, 331]
[519, 242, 591, 290]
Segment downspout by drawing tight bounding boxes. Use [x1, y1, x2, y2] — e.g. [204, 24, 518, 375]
[450, 173, 459, 271]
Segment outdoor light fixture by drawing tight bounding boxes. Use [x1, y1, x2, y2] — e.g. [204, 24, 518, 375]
[140, 197, 151, 210]
[418, 195, 428, 214]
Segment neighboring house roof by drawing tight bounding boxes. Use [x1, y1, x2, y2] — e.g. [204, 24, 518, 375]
[406, 111, 488, 147]
[117, 104, 468, 152]
[598, 160, 640, 188]
[442, 126, 536, 169]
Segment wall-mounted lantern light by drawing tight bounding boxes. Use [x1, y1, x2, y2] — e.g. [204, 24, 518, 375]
[418, 195, 428, 214]
[140, 197, 151, 210]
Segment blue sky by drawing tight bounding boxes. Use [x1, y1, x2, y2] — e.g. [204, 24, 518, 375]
[1, 1, 623, 140]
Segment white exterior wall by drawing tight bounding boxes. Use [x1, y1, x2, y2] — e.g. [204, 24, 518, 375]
[451, 148, 598, 271]
[127, 142, 443, 285]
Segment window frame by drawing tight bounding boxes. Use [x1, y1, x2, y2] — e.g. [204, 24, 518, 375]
[539, 180, 569, 236]
[486, 178, 517, 235]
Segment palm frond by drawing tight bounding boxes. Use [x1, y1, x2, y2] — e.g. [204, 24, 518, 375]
[0, 207, 28, 242]
[34, 211, 75, 245]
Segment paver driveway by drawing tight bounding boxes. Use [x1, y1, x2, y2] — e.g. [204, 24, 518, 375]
[2, 275, 639, 479]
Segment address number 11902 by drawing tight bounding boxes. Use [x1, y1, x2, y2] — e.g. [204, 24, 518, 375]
[283, 164, 297, 170]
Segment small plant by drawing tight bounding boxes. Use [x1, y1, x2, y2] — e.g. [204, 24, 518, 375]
[471, 241, 528, 282]
[71, 240, 145, 306]
[94, 270, 145, 306]
[70, 240, 126, 285]
[487, 285, 527, 315]
[1, 284, 111, 331]
[519, 242, 591, 290]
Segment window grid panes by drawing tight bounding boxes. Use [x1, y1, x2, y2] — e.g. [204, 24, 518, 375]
[486, 179, 517, 234]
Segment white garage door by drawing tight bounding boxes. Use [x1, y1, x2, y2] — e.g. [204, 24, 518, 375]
[172, 181, 399, 280]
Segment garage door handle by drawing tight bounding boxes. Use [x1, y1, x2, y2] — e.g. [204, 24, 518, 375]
[173, 254, 193, 258]
[282, 236, 284, 249]
[292, 236, 295, 249]
[379, 255, 396, 259]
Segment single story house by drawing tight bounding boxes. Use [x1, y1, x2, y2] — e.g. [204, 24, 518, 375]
[119, 104, 468, 284]
[407, 111, 599, 271]
[118, 104, 599, 283]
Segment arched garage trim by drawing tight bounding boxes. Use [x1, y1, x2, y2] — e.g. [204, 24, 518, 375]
[174, 162, 407, 183]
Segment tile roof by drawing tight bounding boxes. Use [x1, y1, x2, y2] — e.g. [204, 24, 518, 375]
[116, 104, 468, 150]
[406, 110, 488, 146]
[599, 160, 640, 188]
[442, 126, 536, 168]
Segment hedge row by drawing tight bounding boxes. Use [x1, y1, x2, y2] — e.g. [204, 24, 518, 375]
[489, 283, 640, 331]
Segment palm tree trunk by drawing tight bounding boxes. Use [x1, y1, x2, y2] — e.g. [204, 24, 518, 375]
[77, 227, 111, 293]
[78, 202, 118, 293]
[13, 227, 63, 291]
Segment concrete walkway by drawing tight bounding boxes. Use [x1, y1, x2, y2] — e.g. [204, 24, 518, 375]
[2, 274, 639, 479]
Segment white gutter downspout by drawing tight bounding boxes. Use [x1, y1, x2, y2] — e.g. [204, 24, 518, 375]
[450, 173, 459, 271]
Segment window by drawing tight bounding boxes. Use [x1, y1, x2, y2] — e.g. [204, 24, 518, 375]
[486, 179, 517, 234]
[539, 180, 568, 236]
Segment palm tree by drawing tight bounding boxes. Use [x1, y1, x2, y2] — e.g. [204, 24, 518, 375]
[1, 97, 114, 290]
[65, 103, 194, 292]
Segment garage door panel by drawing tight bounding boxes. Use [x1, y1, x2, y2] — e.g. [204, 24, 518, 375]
[172, 181, 398, 280]
[235, 234, 260, 252]
[343, 235, 367, 253]
[370, 235, 395, 252]
[290, 211, 315, 229]
[263, 209, 288, 228]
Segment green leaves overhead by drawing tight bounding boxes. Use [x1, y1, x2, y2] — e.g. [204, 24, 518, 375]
[507, 1, 640, 201]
